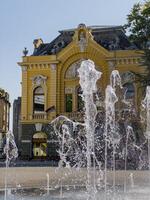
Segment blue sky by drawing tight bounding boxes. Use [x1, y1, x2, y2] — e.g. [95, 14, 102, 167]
[0, 0, 143, 128]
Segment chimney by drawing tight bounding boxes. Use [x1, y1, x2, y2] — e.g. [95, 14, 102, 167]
[33, 38, 43, 49]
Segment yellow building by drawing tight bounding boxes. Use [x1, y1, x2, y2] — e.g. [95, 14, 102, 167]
[18, 24, 144, 160]
[0, 88, 10, 158]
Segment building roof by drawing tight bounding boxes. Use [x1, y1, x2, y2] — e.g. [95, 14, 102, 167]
[32, 25, 138, 56]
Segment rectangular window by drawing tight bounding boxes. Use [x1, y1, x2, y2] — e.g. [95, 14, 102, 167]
[66, 94, 72, 112]
[34, 95, 44, 113]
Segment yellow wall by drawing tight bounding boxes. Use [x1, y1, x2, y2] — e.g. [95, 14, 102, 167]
[18, 26, 144, 124]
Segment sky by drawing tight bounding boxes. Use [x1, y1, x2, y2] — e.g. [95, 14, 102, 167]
[0, 0, 143, 129]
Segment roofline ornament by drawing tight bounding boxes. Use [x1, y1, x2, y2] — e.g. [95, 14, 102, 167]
[73, 24, 93, 52]
[23, 47, 28, 57]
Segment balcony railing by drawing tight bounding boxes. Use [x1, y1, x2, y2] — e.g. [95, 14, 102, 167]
[29, 112, 84, 122]
[30, 112, 48, 120]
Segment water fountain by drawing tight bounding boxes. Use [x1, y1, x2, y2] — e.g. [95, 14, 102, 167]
[78, 59, 102, 200]
[46, 173, 50, 195]
[1, 60, 150, 200]
[124, 126, 135, 193]
[104, 70, 122, 199]
[141, 86, 150, 169]
[3, 131, 18, 200]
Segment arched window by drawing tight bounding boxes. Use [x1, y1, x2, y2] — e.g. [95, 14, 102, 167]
[65, 60, 100, 79]
[123, 83, 135, 99]
[77, 87, 84, 111]
[65, 60, 81, 79]
[33, 86, 44, 113]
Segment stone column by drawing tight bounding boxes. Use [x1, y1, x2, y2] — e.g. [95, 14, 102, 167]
[21, 66, 28, 120]
[50, 64, 57, 119]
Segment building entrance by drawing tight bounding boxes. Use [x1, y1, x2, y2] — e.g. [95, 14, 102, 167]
[33, 132, 47, 158]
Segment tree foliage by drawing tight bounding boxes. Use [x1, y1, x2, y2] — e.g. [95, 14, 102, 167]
[125, 0, 150, 87]
[125, 1, 150, 49]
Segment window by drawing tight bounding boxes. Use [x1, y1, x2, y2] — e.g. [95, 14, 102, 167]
[123, 83, 135, 99]
[66, 94, 72, 112]
[33, 132, 47, 157]
[65, 60, 100, 79]
[33, 86, 44, 113]
[77, 87, 84, 111]
[65, 61, 81, 79]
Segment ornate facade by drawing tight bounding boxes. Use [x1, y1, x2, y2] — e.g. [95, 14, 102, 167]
[0, 88, 10, 158]
[18, 24, 144, 160]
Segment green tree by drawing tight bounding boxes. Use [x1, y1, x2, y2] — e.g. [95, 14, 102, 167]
[125, 0, 150, 87]
[125, 1, 150, 48]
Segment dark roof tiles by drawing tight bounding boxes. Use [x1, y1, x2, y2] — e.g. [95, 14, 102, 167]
[32, 26, 137, 56]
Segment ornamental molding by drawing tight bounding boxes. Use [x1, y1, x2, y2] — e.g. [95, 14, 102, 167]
[29, 64, 49, 69]
[31, 75, 47, 86]
[35, 123, 42, 132]
[78, 31, 88, 52]
[22, 66, 27, 72]
[51, 63, 57, 70]
[65, 87, 75, 94]
[73, 24, 93, 52]
[107, 57, 141, 66]
[21, 140, 31, 143]
[108, 61, 115, 70]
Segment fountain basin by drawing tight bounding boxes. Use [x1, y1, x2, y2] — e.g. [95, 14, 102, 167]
[0, 167, 150, 188]
[0, 166, 150, 199]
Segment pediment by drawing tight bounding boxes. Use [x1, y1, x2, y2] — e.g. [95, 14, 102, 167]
[57, 36, 111, 61]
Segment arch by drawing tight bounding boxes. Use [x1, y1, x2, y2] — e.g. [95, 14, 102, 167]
[33, 132, 47, 158]
[33, 132, 47, 139]
[65, 59, 101, 79]
[57, 53, 103, 113]
[60, 54, 103, 85]
[29, 75, 48, 117]
[65, 60, 81, 79]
